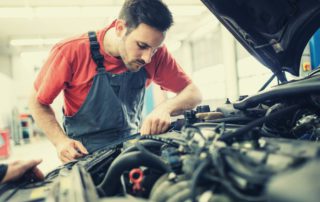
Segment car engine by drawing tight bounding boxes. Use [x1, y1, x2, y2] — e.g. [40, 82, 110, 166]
[1, 74, 320, 202]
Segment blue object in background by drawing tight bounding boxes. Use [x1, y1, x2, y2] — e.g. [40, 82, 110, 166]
[310, 28, 320, 70]
[0, 135, 4, 147]
[142, 84, 155, 117]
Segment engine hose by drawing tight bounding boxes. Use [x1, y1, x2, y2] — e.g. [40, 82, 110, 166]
[139, 135, 181, 147]
[220, 148, 273, 178]
[223, 154, 269, 184]
[193, 122, 243, 129]
[96, 151, 170, 196]
[151, 179, 190, 202]
[120, 140, 165, 155]
[204, 173, 266, 202]
[150, 176, 174, 202]
[163, 181, 191, 202]
[206, 116, 255, 123]
[167, 188, 192, 202]
[149, 173, 170, 196]
[191, 160, 211, 202]
[219, 104, 300, 144]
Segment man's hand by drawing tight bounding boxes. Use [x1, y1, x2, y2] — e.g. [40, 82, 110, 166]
[140, 83, 202, 135]
[1, 159, 44, 183]
[140, 106, 171, 135]
[56, 138, 89, 163]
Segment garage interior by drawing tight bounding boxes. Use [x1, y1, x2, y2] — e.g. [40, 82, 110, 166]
[0, 0, 320, 201]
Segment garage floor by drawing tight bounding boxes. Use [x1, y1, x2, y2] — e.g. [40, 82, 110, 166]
[0, 137, 61, 175]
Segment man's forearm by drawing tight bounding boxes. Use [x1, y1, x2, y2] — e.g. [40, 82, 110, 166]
[160, 83, 202, 116]
[29, 89, 68, 146]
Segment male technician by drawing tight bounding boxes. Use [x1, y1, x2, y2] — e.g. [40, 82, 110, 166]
[29, 0, 202, 163]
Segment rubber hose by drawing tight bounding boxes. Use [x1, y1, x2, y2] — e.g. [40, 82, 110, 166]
[97, 151, 170, 196]
[149, 173, 171, 199]
[193, 122, 243, 128]
[167, 188, 192, 202]
[150, 178, 174, 202]
[121, 140, 164, 155]
[206, 116, 254, 123]
[219, 104, 300, 143]
[191, 160, 210, 202]
[161, 181, 190, 202]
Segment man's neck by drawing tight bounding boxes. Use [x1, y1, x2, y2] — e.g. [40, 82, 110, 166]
[103, 27, 120, 57]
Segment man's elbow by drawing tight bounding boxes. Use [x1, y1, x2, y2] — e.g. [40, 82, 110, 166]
[194, 86, 203, 106]
[28, 88, 43, 114]
[188, 83, 203, 107]
[28, 89, 37, 109]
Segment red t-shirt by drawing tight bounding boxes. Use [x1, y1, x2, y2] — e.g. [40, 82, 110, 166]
[34, 22, 192, 116]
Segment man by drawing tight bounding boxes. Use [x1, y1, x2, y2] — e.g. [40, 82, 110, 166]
[0, 159, 44, 184]
[29, 0, 202, 163]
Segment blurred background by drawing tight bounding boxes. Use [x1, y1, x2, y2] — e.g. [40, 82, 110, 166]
[0, 0, 318, 174]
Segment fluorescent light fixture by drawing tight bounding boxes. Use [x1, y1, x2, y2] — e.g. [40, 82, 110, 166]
[0, 7, 33, 18]
[34, 6, 120, 18]
[20, 51, 49, 58]
[0, 6, 119, 18]
[170, 6, 206, 16]
[10, 38, 62, 46]
[0, 5, 204, 18]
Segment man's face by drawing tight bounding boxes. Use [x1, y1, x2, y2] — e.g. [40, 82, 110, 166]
[118, 22, 165, 72]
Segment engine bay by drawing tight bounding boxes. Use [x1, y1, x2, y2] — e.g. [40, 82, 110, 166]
[1, 74, 320, 202]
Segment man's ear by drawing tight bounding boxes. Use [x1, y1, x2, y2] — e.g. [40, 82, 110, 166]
[115, 19, 127, 37]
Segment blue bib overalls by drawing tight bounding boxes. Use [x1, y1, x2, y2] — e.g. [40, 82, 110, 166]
[63, 32, 146, 153]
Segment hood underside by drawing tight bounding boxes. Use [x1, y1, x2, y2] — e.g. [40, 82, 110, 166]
[201, 0, 320, 76]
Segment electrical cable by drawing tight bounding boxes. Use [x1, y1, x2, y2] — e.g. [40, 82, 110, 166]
[139, 135, 182, 147]
[193, 122, 243, 129]
[20, 180, 52, 189]
[92, 132, 141, 152]
[0, 182, 29, 202]
[219, 104, 300, 143]
[205, 117, 255, 124]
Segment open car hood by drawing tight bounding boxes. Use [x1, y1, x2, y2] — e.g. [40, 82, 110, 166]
[201, 0, 320, 76]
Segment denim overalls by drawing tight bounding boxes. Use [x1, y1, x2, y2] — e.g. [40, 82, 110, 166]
[63, 32, 146, 153]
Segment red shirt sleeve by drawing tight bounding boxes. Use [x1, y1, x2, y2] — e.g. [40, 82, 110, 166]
[34, 44, 73, 105]
[150, 45, 192, 93]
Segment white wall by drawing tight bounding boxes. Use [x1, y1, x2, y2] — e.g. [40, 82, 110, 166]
[12, 51, 64, 124]
[0, 55, 12, 77]
[12, 52, 48, 113]
[0, 55, 15, 130]
[171, 40, 193, 75]
[168, 22, 280, 107]
[0, 73, 14, 129]
[237, 57, 274, 95]
[0, 55, 14, 129]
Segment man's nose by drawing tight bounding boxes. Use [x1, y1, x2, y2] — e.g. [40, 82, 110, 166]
[141, 49, 153, 64]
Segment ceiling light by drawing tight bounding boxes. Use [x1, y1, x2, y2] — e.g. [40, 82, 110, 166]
[0, 6, 120, 18]
[10, 38, 62, 46]
[0, 7, 33, 18]
[0, 5, 205, 18]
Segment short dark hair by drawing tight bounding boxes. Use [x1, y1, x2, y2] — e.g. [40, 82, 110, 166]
[118, 0, 173, 33]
